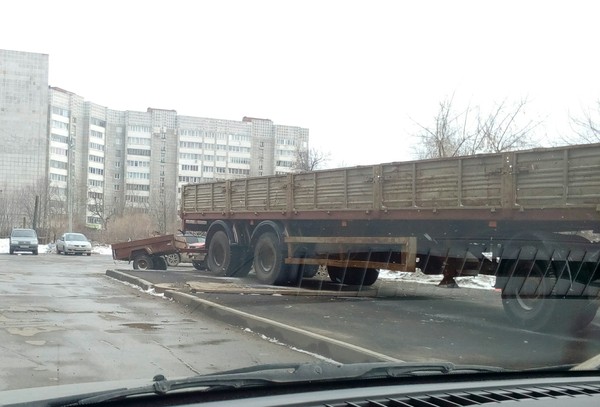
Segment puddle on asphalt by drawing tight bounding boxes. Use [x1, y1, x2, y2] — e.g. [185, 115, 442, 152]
[121, 323, 162, 331]
[26, 340, 46, 346]
[4, 306, 50, 312]
[99, 313, 125, 321]
[7, 326, 62, 337]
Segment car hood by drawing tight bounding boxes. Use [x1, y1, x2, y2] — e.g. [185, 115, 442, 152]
[12, 237, 37, 242]
[64, 240, 91, 245]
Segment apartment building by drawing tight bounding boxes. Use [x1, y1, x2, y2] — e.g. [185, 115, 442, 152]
[0, 49, 49, 197]
[46, 90, 308, 232]
[1, 49, 309, 234]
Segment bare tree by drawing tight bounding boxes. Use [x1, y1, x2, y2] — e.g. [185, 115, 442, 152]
[413, 97, 541, 159]
[476, 99, 540, 153]
[87, 189, 116, 231]
[149, 191, 174, 235]
[293, 147, 330, 172]
[568, 100, 600, 144]
[413, 97, 473, 159]
[104, 212, 157, 243]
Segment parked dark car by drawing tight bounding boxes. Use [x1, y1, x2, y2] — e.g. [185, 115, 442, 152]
[9, 228, 38, 255]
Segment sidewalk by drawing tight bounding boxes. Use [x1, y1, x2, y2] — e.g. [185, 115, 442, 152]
[105, 266, 504, 365]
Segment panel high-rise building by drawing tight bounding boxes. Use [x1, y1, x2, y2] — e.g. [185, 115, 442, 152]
[0, 49, 49, 196]
[1, 49, 309, 234]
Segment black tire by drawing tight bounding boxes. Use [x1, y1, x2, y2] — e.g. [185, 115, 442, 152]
[288, 246, 319, 280]
[328, 267, 379, 286]
[154, 256, 168, 270]
[192, 260, 205, 270]
[253, 232, 289, 285]
[9, 248, 14, 255]
[229, 248, 253, 277]
[165, 253, 181, 267]
[501, 261, 559, 331]
[301, 264, 319, 278]
[570, 301, 599, 331]
[205, 231, 250, 276]
[133, 254, 154, 270]
[207, 230, 233, 275]
[32, 249, 38, 255]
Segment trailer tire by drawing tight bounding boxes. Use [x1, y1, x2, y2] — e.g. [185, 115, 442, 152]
[206, 231, 233, 275]
[501, 261, 559, 331]
[206, 230, 253, 277]
[253, 232, 289, 285]
[192, 260, 205, 270]
[570, 301, 599, 331]
[328, 267, 379, 286]
[286, 246, 319, 282]
[229, 249, 253, 277]
[133, 254, 154, 270]
[154, 256, 168, 270]
[301, 264, 319, 278]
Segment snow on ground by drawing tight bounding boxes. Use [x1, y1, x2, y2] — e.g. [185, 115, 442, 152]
[0, 238, 495, 289]
[0, 238, 112, 255]
[378, 269, 496, 290]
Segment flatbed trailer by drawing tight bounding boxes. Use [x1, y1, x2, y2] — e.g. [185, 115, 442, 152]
[180, 143, 600, 331]
[111, 234, 206, 270]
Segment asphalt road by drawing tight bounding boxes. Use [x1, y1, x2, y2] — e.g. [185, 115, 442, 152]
[117, 263, 600, 370]
[0, 253, 323, 391]
[5, 250, 600, 392]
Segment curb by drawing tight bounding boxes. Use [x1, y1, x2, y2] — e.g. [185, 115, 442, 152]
[105, 269, 154, 291]
[105, 269, 401, 364]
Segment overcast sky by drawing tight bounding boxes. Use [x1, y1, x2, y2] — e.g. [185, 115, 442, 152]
[2, 0, 599, 167]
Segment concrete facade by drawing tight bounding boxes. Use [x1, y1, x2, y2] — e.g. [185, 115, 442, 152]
[0, 49, 49, 196]
[1, 49, 309, 233]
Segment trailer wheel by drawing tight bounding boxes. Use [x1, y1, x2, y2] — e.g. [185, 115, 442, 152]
[207, 231, 233, 275]
[229, 249, 253, 277]
[206, 230, 252, 277]
[570, 301, 599, 331]
[253, 232, 288, 285]
[285, 247, 319, 283]
[328, 267, 379, 286]
[154, 256, 168, 270]
[501, 261, 559, 331]
[192, 260, 205, 270]
[133, 254, 154, 270]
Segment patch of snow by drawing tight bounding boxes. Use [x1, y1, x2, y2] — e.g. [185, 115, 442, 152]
[241, 327, 340, 365]
[378, 269, 496, 290]
[93, 244, 113, 255]
[0, 238, 112, 255]
[110, 278, 170, 299]
[0, 237, 494, 289]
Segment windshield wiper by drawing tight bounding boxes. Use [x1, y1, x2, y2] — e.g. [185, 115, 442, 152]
[59, 361, 505, 405]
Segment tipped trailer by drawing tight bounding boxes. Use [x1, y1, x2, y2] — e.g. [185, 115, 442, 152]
[180, 143, 600, 331]
[111, 234, 206, 270]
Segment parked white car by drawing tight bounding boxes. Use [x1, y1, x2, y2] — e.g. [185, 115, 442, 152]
[56, 233, 92, 255]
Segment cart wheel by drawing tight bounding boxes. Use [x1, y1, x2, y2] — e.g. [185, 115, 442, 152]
[154, 256, 168, 270]
[133, 254, 154, 270]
